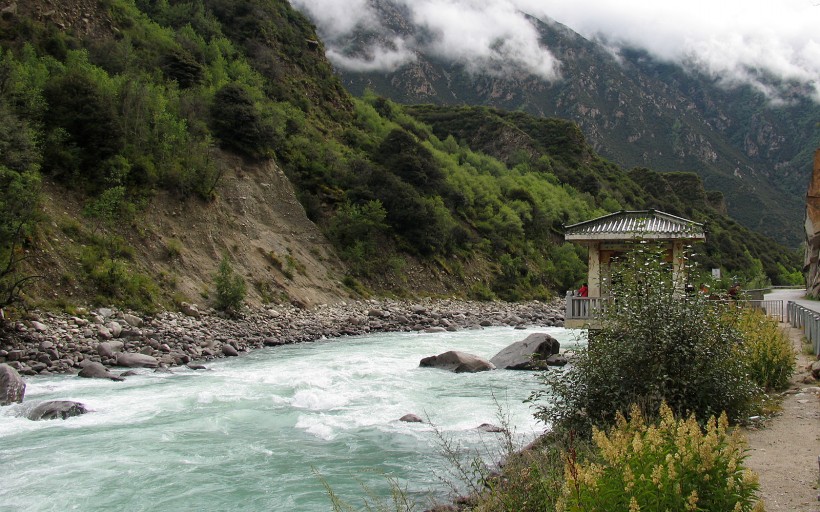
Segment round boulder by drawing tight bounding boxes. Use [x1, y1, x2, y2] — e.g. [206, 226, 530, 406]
[489, 333, 560, 370]
[419, 351, 495, 373]
[399, 413, 424, 423]
[0, 363, 26, 405]
[27, 400, 88, 421]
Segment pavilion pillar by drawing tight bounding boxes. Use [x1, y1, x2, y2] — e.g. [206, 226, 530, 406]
[588, 243, 602, 297]
[671, 240, 686, 289]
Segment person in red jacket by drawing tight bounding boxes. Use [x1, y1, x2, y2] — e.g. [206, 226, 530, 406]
[578, 283, 588, 297]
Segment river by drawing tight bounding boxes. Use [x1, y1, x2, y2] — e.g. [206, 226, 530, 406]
[0, 326, 584, 511]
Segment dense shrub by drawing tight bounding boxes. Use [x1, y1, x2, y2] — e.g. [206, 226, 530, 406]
[213, 254, 246, 315]
[557, 403, 763, 512]
[531, 243, 758, 435]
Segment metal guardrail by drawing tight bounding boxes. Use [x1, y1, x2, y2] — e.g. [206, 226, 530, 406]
[787, 301, 820, 356]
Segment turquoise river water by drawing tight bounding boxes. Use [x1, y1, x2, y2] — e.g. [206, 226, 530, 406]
[0, 326, 584, 511]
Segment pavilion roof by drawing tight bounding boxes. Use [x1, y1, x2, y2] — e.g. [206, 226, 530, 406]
[564, 210, 706, 241]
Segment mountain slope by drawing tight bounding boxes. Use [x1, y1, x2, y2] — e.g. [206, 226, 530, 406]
[0, 0, 802, 313]
[321, 5, 819, 247]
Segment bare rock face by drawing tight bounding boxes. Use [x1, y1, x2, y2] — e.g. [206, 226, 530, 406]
[0, 363, 26, 405]
[27, 400, 88, 421]
[419, 351, 495, 373]
[489, 333, 560, 370]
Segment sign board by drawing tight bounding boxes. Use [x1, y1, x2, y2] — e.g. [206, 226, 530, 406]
[712, 268, 721, 279]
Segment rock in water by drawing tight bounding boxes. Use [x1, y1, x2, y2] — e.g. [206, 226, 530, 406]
[419, 351, 495, 373]
[0, 363, 25, 405]
[489, 333, 560, 370]
[27, 400, 88, 421]
[78, 362, 125, 381]
[399, 413, 424, 423]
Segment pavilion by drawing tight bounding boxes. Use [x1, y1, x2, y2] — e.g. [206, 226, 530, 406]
[563, 209, 706, 328]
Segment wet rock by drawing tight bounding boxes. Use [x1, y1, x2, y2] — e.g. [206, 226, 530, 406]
[78, 362, 125, 381]
[476, 423, 506, 433]
[27, 400, 88, 421]
[222, 344, 239, 357]
[490, 333, 560, 370]
[399, 413, 424, 423]
[419, 351, 495, 373]
[0, 363, 26, 405]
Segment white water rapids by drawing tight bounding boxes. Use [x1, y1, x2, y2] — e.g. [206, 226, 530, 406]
[0, 326, 584, 511]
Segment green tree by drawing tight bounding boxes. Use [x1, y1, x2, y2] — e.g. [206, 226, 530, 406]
[0, 166, 41, 308]
[213, 254, 246, 315]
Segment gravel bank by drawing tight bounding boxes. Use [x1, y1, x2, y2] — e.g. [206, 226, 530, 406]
[0, 298, 565, 377]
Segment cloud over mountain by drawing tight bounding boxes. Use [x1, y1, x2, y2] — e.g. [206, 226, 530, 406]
[291, 0, 820, 101]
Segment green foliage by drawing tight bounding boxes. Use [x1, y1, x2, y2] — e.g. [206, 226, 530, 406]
[0, 165, 41, 308]
[733, 308, 795, 391]
[213, 254, 246, 315]
[558, 404, 762, 512]
[531, 244, 758, 435]
[79, 235, 159, 313]
[210, 82, 278, 159]
[328, 200, 391, 276]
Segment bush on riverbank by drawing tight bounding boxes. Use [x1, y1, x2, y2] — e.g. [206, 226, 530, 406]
[530, 243, 757, 435]
[555, 403, 762, 512]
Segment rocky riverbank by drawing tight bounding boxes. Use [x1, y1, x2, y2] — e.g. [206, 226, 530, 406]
[0, 298, 565, 377]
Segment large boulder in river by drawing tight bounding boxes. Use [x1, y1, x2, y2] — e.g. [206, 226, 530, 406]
[27, 400, 88, 421]
[78, 362, 125, 381]
[115, 352, 158, 368]
[419, 351, 495, 373]
[0, 363, 26, 405]
[490, 333, 560, 370]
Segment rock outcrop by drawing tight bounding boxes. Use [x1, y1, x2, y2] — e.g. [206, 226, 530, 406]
[805, 149, 820, 296]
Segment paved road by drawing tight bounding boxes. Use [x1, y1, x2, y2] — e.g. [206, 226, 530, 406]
[765, 288, 820, 314]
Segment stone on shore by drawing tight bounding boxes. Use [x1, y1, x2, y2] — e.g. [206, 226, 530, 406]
[490, 333, 560, 370]
[77, 361, 125, 381]
[0, 363, 25, 405]
[78, 362, 125, 381]
[115, 352, 159, 368]
[27, 400, 88, 421]
[419, 351, 495, 373]
[97, 341, 124, 359]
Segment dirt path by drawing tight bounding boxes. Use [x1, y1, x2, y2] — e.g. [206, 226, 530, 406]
[744, 324, 820, 512]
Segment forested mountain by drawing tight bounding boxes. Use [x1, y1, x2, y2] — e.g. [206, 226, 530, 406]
[318, 2, 820, 247]
[0, 0, 801, 312]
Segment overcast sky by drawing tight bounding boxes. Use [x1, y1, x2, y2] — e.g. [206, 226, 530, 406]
[290, 0, 820, 102]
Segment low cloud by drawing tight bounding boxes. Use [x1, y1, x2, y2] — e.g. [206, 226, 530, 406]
[291, 0, 820, 101]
